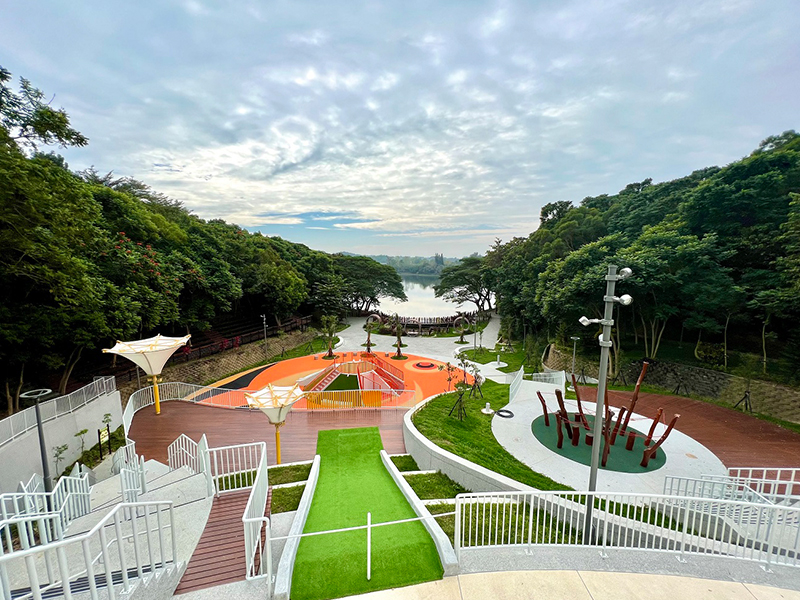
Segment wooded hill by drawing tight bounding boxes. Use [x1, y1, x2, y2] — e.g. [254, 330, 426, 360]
[0, 67, 405, 410]
[482, 131, 800, 383]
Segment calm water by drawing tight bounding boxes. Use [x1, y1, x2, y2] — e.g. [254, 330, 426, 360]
[377, 274, 463, 317]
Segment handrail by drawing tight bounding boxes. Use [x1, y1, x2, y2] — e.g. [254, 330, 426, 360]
[0, 377, 116, 448]
[453, 489, 800, 569]
[0, 501, 176, 600]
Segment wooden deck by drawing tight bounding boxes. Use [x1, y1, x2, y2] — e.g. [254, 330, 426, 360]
[129, 401, 407, 465]
[174, 490, 253, 594]
[579, 386, 800, 468]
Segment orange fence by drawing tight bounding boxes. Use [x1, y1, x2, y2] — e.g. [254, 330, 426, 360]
[300, 389, 415, 410]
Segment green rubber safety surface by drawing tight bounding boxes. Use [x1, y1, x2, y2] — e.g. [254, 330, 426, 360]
[323, 374, 360, 391]
[531, 415, 667, 473]
[291, 428, 443, 600]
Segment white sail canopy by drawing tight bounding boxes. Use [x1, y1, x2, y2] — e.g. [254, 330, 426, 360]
[103, 334, 191, 376]
[246, 383, 302, 425]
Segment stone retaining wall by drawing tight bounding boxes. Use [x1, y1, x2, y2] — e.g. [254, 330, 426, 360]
[545, 346, 800, 424]
[116, 329, 317, 406]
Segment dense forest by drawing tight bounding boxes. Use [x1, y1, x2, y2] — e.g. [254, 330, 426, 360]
[0, 67, 405, 411]
[458, 131, 800, 382]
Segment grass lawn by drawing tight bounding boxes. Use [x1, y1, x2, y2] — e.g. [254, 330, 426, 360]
[412, 380, 572, 491]
[268, 463, 311, 485]
[272, 485, 305, 513]
[390, 455, 419, 472]
[462, 346, 530, 374]
[325, 374, 360, 391]
[403, 473, 468, 499]
[291, 428, 443, 600]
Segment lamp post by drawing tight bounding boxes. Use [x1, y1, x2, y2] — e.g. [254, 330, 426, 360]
[104, 334, 190, 416]
[261, 314, 268, 360]
[570, 336, 580, 380]
[578, 264, 633, 541]
[247, 384, 301, 465]
[20, 389, 54, 494]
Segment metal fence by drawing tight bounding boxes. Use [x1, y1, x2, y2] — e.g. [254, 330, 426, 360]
[0, 500, 176, 600]
[509, 367, 524, 403]
[528, 371, 566, 389]
[454, 490, 800, 570]
[0, 377, 117, 448]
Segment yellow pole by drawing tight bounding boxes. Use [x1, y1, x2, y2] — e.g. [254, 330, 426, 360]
[275, 424, 282, 465]
[153, 376, 161, 415]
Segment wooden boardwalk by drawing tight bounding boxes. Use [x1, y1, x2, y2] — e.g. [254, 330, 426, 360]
[579, 386, 800, 468]
[129, 401, 406, 465]
[174, 490, 253, 594]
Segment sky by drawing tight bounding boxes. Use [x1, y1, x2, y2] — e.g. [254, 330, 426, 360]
[3, 0, 799, 256]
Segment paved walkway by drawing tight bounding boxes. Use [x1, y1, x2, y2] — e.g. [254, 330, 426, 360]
[492, 380, 727, 493]
[339, 571, 800, 600]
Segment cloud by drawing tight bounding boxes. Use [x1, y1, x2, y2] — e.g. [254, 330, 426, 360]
[3, 0, 797, 255]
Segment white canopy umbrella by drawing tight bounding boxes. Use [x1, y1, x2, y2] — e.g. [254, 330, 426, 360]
[246, 383, 303, 464]
[103, 334, 190, 415]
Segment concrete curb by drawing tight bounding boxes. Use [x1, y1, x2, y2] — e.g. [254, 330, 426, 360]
[273, 454, 321, 600]
[379, 450, 459, 576]
[403, 395, 534, 494]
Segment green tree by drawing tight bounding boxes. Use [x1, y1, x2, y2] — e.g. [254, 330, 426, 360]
[434, 256, 492, 312]
[333, 255, 406, 312]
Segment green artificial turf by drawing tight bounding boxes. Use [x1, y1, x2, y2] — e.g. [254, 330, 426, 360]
[291, 428, 443, 600]
[531, 415, 667, 473]
[324, 374, 360, 391]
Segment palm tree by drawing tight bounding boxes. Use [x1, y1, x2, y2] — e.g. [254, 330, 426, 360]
[321, 315, 338, 358]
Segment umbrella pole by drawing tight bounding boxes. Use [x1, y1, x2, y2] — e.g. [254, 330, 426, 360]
[275, 423, 283, 464]
[153, 376, 161, 415]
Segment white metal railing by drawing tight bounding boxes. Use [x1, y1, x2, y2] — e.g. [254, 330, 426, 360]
[0, 500, 176, 600]
[663, 476, 772, 505]
[167, 434, 202, 474]
[726, 468, 800, 502]
[241, 442, 269, 580]
[0, 377, 116, 448]
[208, 442, 264, 495]
[111, 440, 138, 475]
[454, 490, 800, 569]
[18, 473, 43, 494]
[509, 367, 524, 403]
[0, 473, 91, 537]
[527, 370, 567, 389]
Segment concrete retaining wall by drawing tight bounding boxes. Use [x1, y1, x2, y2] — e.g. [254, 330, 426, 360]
[274, 454, 321, 600]
[403, 396, 533, 494]
[379, 450, 458, 576]
[0, 390, 123, 493]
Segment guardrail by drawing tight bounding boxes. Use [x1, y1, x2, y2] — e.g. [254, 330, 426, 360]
[241, 442, 270, 580]
[0, 377, 116, 448]
[0, 473, 91, 538]
[208, 442, 264, 495]
[728, 467, 800, 499]
[509, 367, 524, 403]
[0, 500, 176, 600]
[528, 371, 566, 389]
[167, 434, 202, 474]
[663, 475, 772, 505]
[453, 490, 800, 569]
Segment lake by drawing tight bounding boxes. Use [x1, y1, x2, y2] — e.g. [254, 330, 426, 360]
[376, 274, 463, 317]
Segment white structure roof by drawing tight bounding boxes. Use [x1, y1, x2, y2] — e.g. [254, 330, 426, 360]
[102, 334, 191, 376]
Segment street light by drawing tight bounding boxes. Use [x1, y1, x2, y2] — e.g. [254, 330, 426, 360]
[20, 388, 54, 494]
[570, 336, 580, 381]
[578, 264, 633, 541]
[261, 314, 268, 360]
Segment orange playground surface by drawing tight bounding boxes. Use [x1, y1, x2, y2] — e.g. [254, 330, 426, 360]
[211, 353, 472, 409]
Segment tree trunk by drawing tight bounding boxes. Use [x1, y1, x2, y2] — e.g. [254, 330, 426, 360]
[762, 317, 770, 375]
[640, 313, 650, 358]
[6, 364, 25, 416]
[693, 331, 702, 361]
[723, 314, 731, 369]
[59, 346, 84, 396]
[652, 318, 668, 358]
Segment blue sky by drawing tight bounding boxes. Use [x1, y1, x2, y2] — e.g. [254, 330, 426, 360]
[3, 0, 798, 256]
